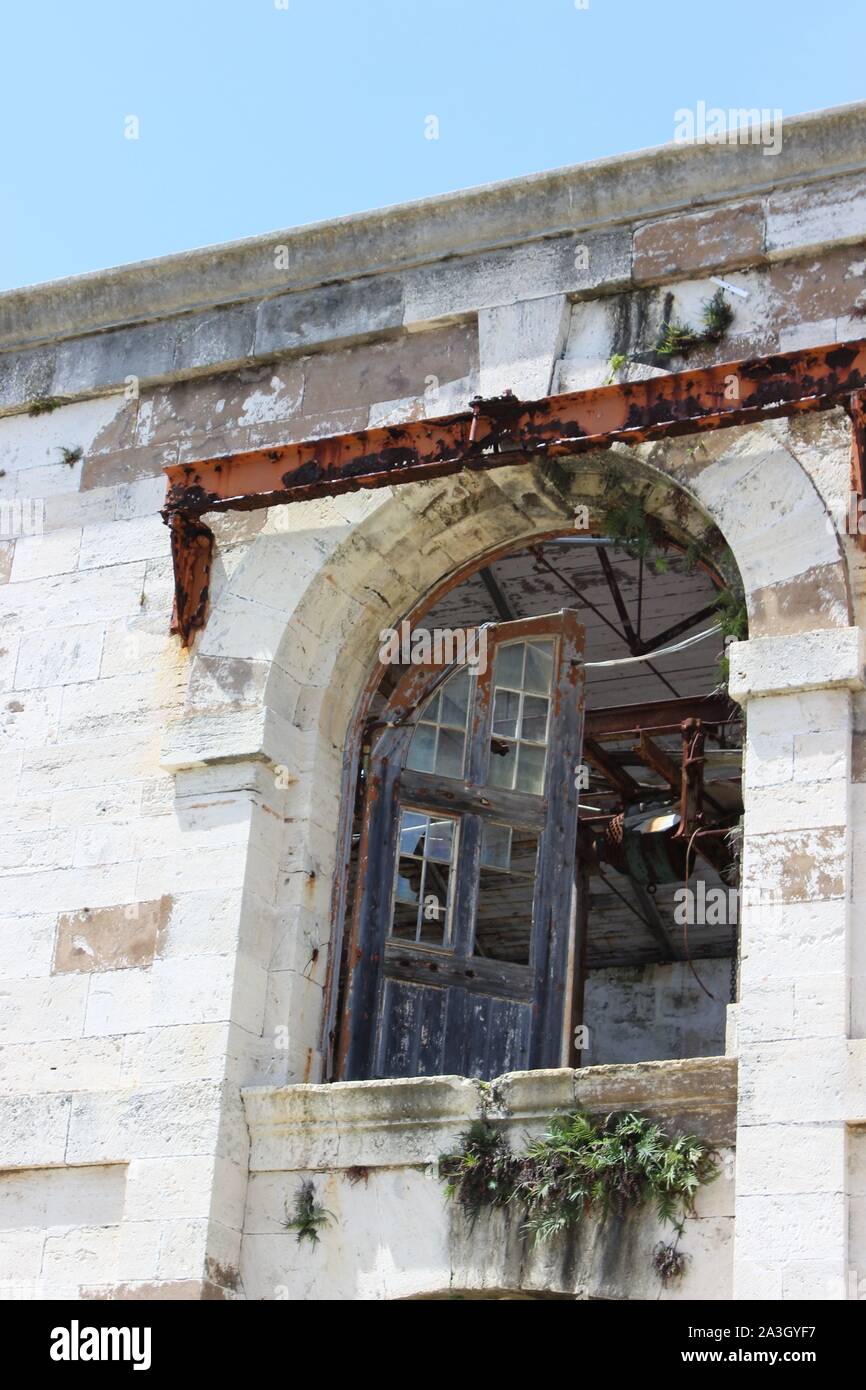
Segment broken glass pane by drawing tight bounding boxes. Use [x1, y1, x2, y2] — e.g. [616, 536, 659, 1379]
[480, 821, 512, 870]
[474, 830, 539, 965]
[440, 668, 471, 728]
[492, 688, 520, 739]
[524, 640, 554, 694]
[495, 642, 524, 690]
[516, 742, 546, 795]
[521, 695, 549, 744]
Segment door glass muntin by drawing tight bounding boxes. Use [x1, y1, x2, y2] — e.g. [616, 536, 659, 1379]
[487, 637, 555, 793]
[406, 666, 475, 780]
[473, 819, 540, 965]
[390, 806, 460, 948]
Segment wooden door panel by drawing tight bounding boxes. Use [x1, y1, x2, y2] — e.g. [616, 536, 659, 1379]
[398, 770, 548, 830]
[461, 992, 533, 1079]
[383, 942, 533, 1001]
[375, 977, 534, 1080]
[340, 610, 586, 1082]
[375, 979, 449, 1079]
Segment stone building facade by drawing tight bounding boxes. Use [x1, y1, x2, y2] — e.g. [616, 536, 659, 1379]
[2, 101, 866, 1301]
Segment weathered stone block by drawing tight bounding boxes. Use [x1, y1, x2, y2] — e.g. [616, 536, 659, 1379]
[14, 622, 103, 690]
[633, 201, 765, 283]
[78, 514, 168, 571]
[10, 531, 81, 584]
[54, 898, 170, 974]
[0, 912, 57, 981]
[255, 276, 404, 357]
[478, 294, 571, 399]
[80, 442, 177, 492]
[65, 1084, 224, 1165]
[730, 629, 864, 702]
[0, 1037, 123, 1093]
[302, 322, 475, 418]
[121, 1022, 234, 1087]
[0, 1093, 72, 1167]
[0, 562, 147, 637]
[402, 230, 632, 324]
[52, 320, 176, 398]
[741, 826, 847, 906]
[149, 954, 241, 1029]
[171, 304, 257, 375]
[767, 173, 866, 257]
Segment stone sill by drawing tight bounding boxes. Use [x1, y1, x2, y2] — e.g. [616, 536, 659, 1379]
[242, 1056, 737, 1173]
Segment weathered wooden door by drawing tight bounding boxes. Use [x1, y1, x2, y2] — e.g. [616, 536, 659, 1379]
[339, 610, 586, 1081]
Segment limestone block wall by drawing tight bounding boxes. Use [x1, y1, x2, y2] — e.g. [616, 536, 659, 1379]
[0, 103, 865, 1298]
[582, 960, 730, 1067]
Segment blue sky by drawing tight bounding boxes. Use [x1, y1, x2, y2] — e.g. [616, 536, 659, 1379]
[2, 0, 864, 291]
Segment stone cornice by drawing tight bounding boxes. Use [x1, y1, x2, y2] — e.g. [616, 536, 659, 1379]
[2, 102, 866, 352]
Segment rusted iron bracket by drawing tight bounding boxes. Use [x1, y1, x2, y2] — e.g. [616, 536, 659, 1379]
[165, 511, 214, 647]
[163, 338, 866, 640]
[468, 388, 525, 448]
[845, 389, 866, 553]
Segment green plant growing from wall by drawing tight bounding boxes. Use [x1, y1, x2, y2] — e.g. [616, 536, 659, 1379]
[601, 493, 671, 573]
[440, 1121, 515, 1226]
[652, 1238, 688, 1285]
[283, 1180, 334, 1248]
[605, 352, 628, 385]
[656, 319, 702, 358]
[656, 288, 735, 359]
[701, 287, 735, 341]
[597, 287, 735, 394]
[59, 446, 83, 466]
[439, 1110, 719, 1283]
[28, 397, 64, 417]
[713, 588, 749, 685]
[714, 588, 748, 643]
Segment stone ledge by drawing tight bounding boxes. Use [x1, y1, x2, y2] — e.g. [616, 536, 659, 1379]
[160, 706, 291, 772]
[242, 1056, 738, 1172]
[729, 627, 866, 702]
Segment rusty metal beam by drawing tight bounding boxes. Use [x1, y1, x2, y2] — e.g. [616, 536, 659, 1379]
[583, 737, 642, 802]
[845, 390, 866, 554]
[162, 339, 866, 641]
[164, 339, 866, 519]
[168, 513, 214, 647]
[635, 731, 682, 793]
[584, 694, 735, 739]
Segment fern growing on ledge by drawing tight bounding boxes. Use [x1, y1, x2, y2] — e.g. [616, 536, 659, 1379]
[283, 1180, 334, 1248]
[439, 1110, 719, 1281]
